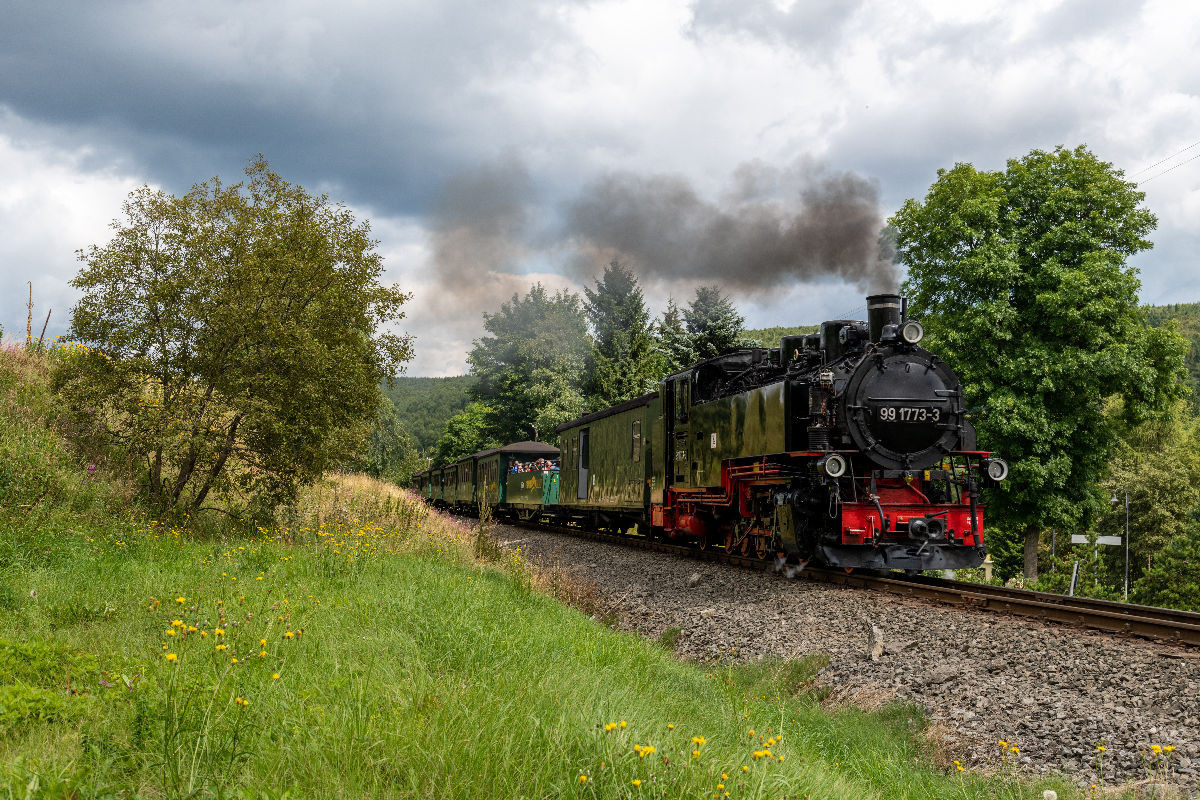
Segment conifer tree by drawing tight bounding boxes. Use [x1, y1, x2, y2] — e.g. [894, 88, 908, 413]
[583, 260, 663, 406]
[684, 285, 745, 359]
[656, 297, 694, 375]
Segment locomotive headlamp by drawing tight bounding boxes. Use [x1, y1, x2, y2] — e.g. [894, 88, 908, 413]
[985, 457, 1010, 482]
[818, 453, 848, 478]
[899, 320, 925, 345]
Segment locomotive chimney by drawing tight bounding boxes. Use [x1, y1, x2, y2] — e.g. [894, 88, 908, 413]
[866, 293, 902, 342]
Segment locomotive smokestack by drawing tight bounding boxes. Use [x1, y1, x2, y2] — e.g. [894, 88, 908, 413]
[867, 294, 902, 342]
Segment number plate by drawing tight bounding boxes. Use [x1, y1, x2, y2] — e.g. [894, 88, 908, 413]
[877, 406, 941, 423]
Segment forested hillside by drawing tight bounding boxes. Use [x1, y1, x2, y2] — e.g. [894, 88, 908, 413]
[1145, 301, 1200, 397]
[383, 375, 475, 450]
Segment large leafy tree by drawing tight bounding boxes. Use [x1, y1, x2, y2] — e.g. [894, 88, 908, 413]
[685, 285, 745, 360]
[467, 284, 591, 444]
[891, 145, 1186, 580]
[434, 401, 500, 464]
[56, 157, 413, 511]
[583, 260, 664, 406]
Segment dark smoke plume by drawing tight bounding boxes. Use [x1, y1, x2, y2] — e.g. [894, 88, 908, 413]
[563, 158, 897, 293]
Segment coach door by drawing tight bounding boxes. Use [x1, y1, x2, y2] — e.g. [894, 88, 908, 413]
[577, 428, 590, 500]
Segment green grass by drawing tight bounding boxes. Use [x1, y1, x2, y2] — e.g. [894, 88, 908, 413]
[0, 345, 1108, 799]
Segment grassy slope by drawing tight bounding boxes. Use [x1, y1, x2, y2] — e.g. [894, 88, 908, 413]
[0, 346, 1089, 799]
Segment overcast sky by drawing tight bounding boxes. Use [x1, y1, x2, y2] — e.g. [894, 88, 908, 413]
[3, 0, 1198, 375]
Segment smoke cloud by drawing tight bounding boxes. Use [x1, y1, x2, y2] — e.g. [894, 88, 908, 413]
[414, 156, 896, 372]
[563, 158, 897, 293]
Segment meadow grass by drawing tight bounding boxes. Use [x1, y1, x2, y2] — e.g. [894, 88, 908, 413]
[0, 345, 1110, 799]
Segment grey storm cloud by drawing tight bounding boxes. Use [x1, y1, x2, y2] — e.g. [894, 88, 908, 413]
[0, 0, 577, 213]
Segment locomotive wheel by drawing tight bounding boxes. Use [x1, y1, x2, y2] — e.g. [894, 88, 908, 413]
[754, 536, 772, 560]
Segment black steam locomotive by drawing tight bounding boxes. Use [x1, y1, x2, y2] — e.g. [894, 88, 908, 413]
[418, 293, 1008, 572]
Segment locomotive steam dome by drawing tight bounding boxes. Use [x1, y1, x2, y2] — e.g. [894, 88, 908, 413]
[840, 346, 965, 471]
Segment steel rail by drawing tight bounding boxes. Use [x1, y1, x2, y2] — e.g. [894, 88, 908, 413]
[497, 517, 1200, 648]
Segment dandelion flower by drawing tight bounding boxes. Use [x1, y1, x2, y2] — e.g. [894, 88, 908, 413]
[605, 723, 617, 732]
[231, 657, 238, 664]
[578, 775, 587, 784]
[166, 629, 177, 636]
[165, 653, 178, 661]
[692, 736, 706, 746]
[259, 638, 267, 646]
[215, 628, 225, 636]
[631, 779, 642, 787]
[259, 650, 267, 658]
[215, 644, 227, 651]
[619, 720, 627, 728]
[272, 673, 280, 680]
[692, 750, 700, 759]
[742, 766, 748, 772]
[667, 724, 675, 730]
[284, 631, 294, 639]
[1152, 745, 1163, 754]
[176, 597, 186, 604]
[1096, 745, 1106, 752]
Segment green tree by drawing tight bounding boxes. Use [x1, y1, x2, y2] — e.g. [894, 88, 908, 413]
[434, 402, 500, 464]
[467, 284, 592, 444]
[685, 285, 745, 360]
[362, 397, 426, 484]
[583, 260, 664, 406]
[891, 145, 1187, 580]
[656, 297, 694, 375]
[56, 157, 413, 511]
[1100, 398, 1200, 580]
[1132, 525, 1200, 611]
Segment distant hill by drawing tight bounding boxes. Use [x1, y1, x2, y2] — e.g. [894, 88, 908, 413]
[1144, 301, 1200, 398]
[384, 375, 475, 450]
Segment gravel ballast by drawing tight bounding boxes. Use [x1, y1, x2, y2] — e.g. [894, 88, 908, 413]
[495, 523, 1200, 790]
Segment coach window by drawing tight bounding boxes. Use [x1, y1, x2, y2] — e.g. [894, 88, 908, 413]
[631, 420, 642, 462]
[674, 377, 690, 422]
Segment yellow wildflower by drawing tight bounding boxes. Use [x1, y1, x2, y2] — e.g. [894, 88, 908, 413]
[166, 629, 177, 636]
[578, 775, 587, 784]
[1096, 745, 1106, 752]
[692, 749, 700, 759]
[272, 673, 280, 680]
[631, 779, 642, 787]
[284, 631, 294, 639]
[258, 650, 267, 658]
[215, 628, 225, 636]
[215, 644, 227, 651]
[1152, 745, 1163, 754]
[1166, 746, 1176, 753]
[667, 724, 675, 730]
[175, 597, 186, 604]
[619, 720, 627, 728]
[605, 723, 617, 732]
[164, 653, 178, 661]
[692, 736, 706, 746]
[231, 657, 238, 664]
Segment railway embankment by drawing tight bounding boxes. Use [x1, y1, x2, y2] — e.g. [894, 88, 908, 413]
[1, 345, 1094, 798]
[496, 522, 1200, 793]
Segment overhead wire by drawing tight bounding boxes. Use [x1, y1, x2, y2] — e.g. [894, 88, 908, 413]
[1130, 138, 1200, 178]
[1138, 151, 1200, 184]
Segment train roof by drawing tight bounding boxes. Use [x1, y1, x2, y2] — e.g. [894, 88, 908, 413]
[473, 440, 560, 459]
[555, 391, 658, 433]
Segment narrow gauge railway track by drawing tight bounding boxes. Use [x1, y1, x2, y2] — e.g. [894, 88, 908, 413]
[502, 518, 1200, 648]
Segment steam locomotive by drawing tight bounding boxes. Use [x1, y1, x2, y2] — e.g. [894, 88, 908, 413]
[415, 293, 1008, 572]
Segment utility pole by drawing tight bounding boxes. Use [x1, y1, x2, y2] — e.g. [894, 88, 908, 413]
[26, 282, 33, 344]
